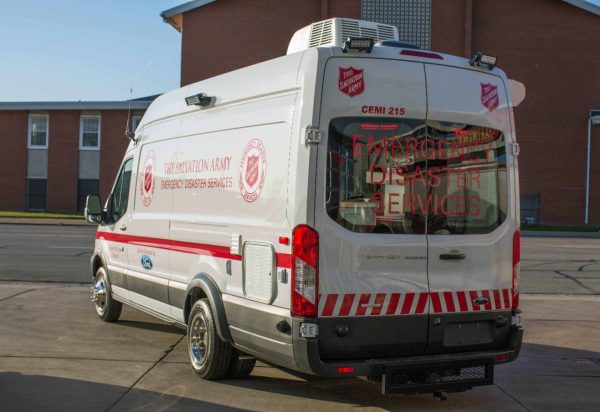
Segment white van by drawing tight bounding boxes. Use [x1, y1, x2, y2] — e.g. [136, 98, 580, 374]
[86, 18, 525, 395]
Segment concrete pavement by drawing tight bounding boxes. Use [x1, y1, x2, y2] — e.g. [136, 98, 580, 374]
[1, 284, 599, 411]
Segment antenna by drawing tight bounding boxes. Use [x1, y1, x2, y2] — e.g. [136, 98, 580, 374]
[125, 50, 153, 142]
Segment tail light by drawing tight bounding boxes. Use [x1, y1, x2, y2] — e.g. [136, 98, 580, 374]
[512, 229, 521, 309]
[291, 225, 319, 317]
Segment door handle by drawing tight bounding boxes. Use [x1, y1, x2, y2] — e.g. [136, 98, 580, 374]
[440, 252, 465, 260]
[119, 224, 127, 231]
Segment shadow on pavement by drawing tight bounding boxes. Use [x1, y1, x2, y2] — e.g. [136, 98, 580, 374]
[0, 372, 250, 412]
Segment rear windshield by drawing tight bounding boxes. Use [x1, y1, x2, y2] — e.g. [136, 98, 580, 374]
[326, 117, 508, 235]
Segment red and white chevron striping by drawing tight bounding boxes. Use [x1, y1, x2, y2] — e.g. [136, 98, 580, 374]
[317, 289, 513, 317]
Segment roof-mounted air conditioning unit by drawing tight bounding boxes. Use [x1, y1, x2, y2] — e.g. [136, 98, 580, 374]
[287, 18, 399, 55]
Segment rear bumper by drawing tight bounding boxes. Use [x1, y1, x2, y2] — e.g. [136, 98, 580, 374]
[291, 318, 523, 380]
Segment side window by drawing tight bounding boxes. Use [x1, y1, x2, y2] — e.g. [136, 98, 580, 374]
[110, 158, 133, 222]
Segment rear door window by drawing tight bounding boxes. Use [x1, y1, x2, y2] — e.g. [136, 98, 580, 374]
[326, 117, 428, 234]
[427, 123, 508, 234]
[325, 117, 507, 235]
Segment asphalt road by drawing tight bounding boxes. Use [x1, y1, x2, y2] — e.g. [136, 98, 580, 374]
[0, 224, 599, 411]
[0, 224, 96, 283]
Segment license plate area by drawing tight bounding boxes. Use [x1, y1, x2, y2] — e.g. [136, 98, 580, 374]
[382, 358, 494, 394]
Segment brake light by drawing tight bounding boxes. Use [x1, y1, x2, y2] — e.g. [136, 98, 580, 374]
[337, 366, 355, 374]
[291, 225, 319, 317]
[512, 230, 521, 309]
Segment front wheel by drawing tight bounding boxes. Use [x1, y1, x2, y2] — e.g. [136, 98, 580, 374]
[91, 267, 122, 322]
[187, 299, 232, 379]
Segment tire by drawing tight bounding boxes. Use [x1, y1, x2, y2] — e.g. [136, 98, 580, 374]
[227, 349, 256, 379]
[187, 298, 233, 379]
[92, 267, 122, 322]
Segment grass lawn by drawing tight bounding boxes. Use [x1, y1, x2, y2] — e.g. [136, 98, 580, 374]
[0, 211, 84, 219]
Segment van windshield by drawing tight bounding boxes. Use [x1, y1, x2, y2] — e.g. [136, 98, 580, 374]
[325, 117, 508, 235]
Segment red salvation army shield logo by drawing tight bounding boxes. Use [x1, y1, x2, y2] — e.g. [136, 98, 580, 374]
[140, 150, 156, 207]
[480, 82, 499, 111]
[338, 67, 365, 97]
[239, 139, 267, 203]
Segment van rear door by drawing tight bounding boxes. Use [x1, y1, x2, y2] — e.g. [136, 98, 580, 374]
[314, 58, 430, 360]
[423, 65, 516, 354]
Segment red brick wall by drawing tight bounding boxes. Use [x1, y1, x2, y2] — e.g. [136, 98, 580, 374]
[432, 0, 600, 225]
[47, 111, 80, 212]
[0, 112, 28, 210]
[99, 111, 130, 202]
[181, 0, 361, 85]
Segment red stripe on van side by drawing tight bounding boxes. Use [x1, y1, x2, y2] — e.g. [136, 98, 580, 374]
[430, 292, 442, 313]
[339, 294, 355, 316]
[371, 293, 386, 315]
[482, 290, 493, 310]
[493, 289, 502, 310]
[400, 293, 415, 314]
[502, 288, 511, 309]
[443, 291, 456, 313]
[456, 291, 469, 312]
[415, 293, 428, 314]
[469, 291, 481, 311]
[386, 293, 401, 315]
[356, 294, 371, 316]
[321, 294, 338, 317]
[96, 231, 292, 268]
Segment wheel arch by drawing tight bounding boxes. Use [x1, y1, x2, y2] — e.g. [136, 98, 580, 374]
[184, 273, 233, 344]
[91, 252, 107, 279]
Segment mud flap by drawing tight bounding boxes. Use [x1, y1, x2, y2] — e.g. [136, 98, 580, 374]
[382, 358, 494, 395]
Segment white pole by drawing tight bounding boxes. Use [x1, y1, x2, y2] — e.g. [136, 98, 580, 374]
[585, 115, 591, 225]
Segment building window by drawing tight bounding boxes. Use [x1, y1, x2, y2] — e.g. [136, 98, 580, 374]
[80, 115, 101, 150]
[78, 179, 100, 212]
[132, 116, 143, 131]
[28, 115, 49, 148]
[27, 179, 47, 211]
[362, 0, 432, 50]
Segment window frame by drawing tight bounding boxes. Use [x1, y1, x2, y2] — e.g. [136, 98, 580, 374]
[27, 114, 49, 149]
[106, 157, 133, 224]
[79, 115, 101, 151]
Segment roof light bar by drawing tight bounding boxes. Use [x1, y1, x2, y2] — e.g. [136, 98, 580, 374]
[470, 51, 498, 69]
[342, 37, 374, 54]
[185, 93, 213, 107]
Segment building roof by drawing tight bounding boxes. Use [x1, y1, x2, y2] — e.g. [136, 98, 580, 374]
[160, 0, 599, 32]
[562, 0, 600, 16]
[0, 95, 159, 111]
[161, 0, 216, 31]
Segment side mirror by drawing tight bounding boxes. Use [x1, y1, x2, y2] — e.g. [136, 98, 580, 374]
[85, 195, 103, 224]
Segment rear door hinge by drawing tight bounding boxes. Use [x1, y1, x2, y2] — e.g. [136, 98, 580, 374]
[305, 126, 321, 145]
[512, 142, 520, 156]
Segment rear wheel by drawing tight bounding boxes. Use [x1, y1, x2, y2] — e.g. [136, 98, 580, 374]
[91, 267, 122, 322]
[227, 349, 256, 378]
[187, 298, 232, 379]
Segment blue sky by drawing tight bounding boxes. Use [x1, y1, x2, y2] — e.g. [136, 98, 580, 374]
[0, 0, 183, 101]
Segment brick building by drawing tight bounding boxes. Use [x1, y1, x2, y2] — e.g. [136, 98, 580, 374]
[0, 98, 154, 212]
[160, 0, 600, 226]
[0, 0, 598, 225]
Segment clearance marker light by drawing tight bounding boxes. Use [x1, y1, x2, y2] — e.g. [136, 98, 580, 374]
[342, 37, 375, 53]
[470, 51, 498, 70]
